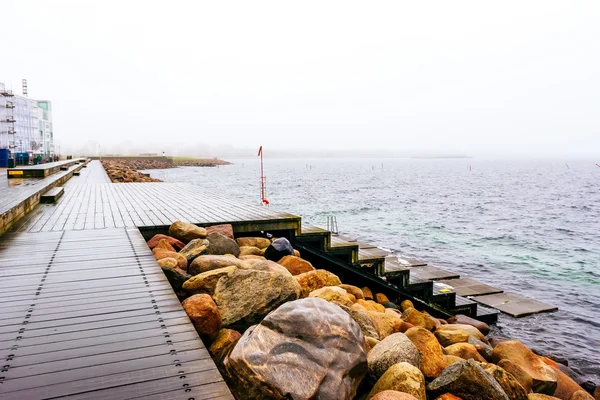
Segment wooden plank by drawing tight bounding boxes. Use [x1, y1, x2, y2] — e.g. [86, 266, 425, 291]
[409, 265, 460, 281]
[386, 255, 427, 268]
[473, 292, 558, 317]
[436, 278, 504, 297]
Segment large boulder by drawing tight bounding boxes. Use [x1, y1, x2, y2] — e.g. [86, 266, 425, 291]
[499, 359, 534, 394]
[438, 324, 489, 344]
[544, 363, 591, 400]
[168, 221, 208, 243]
[445, 355, 466, 366]
[339, 305, 380, 340]
[492, 341, 558, 395]
[368, 311, 403, 339]
[401, 308, 427, 329]
[324, 270, 342, 285]
[376, 293, 390, 304]
[277, 255, 315, 275]
[239, 254, 266, 262]
[339, 284, 365, 300]
[435, 327, 469, 347]
[179, 238, 209, 263]
[182, 266, 237, 296]
[445, 343, 487, 363]
[362, 287, 374, 300]
[147, 234, 185, 250]
[569, 391, 594, 400]
[383, 301, 400, 310]
[239, 246, 264, 256]
[205, 232, 240, 257]
[213, 261, 301, 331]
[222, 298, 367, 400]
[368, 362, 426, 400]
[308, 286, 354, 306]
[427, 359, 510, 400]
[161, 264, 191, 295]
[358, 299, 386, 313]
[452, 314, 490, 335]
[264, 237, 295, 261]
[181, 294, 221, 342]
[528, 395, 561, 400]
[435, 395, 463, 400]
[152, 248, 187, 270]
[405, 327, 447, 379]
[400, 299, 414, 311]
[295, 269, 331, 297]
[189, 255, 247, 275]
[367, 333, 421, 383]
[482, 363, 529, 400]
[206, 224, 234, 239]
[209, 328, 241, 367]
[158, 257, 178, 268]
[468, 336, 494, 361]
[422, 311, 442, 331]
[154, 239, 176, 252]
[371, 391, 420, 400]
[236, 236, 271, 249]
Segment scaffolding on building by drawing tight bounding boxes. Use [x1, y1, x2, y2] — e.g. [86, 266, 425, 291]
[0, 83, 17, 150]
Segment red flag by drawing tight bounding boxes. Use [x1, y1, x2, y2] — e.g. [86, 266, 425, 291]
[258, 146, 262, 156]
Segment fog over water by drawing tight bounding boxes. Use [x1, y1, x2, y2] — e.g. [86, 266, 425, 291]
[1, 1, 599, 158]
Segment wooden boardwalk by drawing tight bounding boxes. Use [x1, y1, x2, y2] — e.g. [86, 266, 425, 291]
[11, 162, 300, 235]
[0, 162, 86, 235]
[0, 227, 233, 399]
[0, 163, 244, 399]
[6, 159, 85, 179]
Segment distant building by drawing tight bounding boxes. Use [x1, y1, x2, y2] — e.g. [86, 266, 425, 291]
[0, 81, 55, 157]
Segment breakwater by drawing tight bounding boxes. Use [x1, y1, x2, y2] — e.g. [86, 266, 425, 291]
[150, 219, 598, 400]
[100, 157, 231, 182]
[2, 159, 597, 399]
[146, 158, 600, 383]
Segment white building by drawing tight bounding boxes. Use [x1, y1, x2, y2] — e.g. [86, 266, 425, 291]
[0, 82, 54, 157]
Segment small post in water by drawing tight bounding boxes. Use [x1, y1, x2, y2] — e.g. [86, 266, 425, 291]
[258, 146, 269, 206]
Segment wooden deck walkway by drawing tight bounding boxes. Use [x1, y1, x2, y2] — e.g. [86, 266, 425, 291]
[0, 162, 86, 235]
[10, 161, 300, 235]
[7, 158, 86, 178]
[0, 227, 233, 399]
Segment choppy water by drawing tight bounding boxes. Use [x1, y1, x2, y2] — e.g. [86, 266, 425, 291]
[145, 158, 600, 381]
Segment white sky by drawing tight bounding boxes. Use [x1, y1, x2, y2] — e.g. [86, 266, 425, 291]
[1, 1, 599, 157]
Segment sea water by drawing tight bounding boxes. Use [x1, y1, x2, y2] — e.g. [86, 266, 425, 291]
[145, 158, 600, 380]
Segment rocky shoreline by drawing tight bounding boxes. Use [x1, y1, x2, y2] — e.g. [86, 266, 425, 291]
[101, 160, 163, 183]
[101, 157, 230, 183]
[150, 221, 599, 400]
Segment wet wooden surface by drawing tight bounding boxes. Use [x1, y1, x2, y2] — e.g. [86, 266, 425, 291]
[473, 292, 558, 317]
[436, 278, 504, 297]
[0, 227, 233, 399]
[0, 163, 84, 215]
[10, 161, 300, 234]
[7, 158, 86, 178]
[409, 265, 461, 281]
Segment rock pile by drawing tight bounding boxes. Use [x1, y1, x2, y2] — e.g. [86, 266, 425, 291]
[101, 160, 163, 183]
[100, 158, 231, 183]
[150, 221, 598, 400]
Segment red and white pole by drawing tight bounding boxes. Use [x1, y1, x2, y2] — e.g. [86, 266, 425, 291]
[258, 146, 269, 205]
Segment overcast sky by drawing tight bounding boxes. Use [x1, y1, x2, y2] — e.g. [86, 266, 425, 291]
[2, 1, 599, 157]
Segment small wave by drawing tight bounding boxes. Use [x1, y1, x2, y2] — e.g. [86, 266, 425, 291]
[557, 227, 576, 234]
